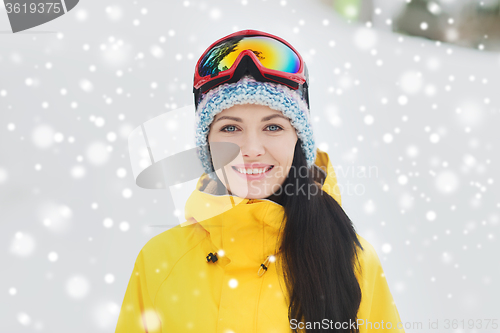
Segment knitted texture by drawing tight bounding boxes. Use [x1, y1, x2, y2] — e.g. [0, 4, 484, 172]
[195, 75, 316, 179]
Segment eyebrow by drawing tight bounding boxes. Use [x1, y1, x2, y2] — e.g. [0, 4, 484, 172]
[213, 114, 289, 124]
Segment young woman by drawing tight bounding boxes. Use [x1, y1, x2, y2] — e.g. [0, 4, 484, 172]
[115, 30, 404, 333]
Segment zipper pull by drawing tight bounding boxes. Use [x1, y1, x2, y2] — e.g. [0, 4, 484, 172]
[258, 255, 276, 277]
[206, 252, 218, 263]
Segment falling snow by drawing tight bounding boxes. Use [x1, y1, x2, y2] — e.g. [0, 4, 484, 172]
[1, 0, 498, 332]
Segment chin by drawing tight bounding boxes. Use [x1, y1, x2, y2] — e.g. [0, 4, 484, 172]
[247, 193, 268, 199]
[229, 185, 269, 199]
[246, 186, 273, 199]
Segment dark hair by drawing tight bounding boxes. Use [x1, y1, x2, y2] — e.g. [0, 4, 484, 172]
[267, 140, 364, 333]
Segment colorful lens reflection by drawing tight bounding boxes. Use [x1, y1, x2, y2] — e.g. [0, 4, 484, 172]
[198, 36, 300, 77]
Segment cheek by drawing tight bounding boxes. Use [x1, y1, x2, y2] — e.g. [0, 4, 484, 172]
[208, 130, 234, 143]
[269, 136, 297, 164]
[207, 128, 214, 142]
[208, 132, 224, 146]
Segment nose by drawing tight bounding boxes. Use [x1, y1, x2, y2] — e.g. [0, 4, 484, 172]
[239, 132, 265, 159]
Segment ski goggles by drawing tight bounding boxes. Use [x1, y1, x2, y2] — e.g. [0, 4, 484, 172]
[193, 29, 309, 109]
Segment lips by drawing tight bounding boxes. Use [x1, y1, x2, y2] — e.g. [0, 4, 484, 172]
[231, 165, 274, 180]
[232, 164, 274, 169]
[231, 165, 274, 174]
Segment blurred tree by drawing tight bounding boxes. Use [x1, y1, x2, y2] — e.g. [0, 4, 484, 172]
[319, 0, 373, 22]
[392, 0, 500, 51]
[318, 0, 500, 51]
[455, 1, 500, 50]
[392, 0, 445, 42]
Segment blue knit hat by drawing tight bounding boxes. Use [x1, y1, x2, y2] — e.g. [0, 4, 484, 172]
[195, 75, 316, 179]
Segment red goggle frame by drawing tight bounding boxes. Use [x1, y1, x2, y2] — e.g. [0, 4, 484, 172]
[193, 29, 309, 109]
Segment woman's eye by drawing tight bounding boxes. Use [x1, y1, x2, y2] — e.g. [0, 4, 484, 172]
[220, 124, 283, 132]
[267, 124, 283, 132]
[221, 125, 237, 132]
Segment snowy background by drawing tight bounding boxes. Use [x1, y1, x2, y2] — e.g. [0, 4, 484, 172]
[1, 0, 499, 332]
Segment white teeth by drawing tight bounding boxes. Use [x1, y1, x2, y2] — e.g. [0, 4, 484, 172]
[235, 166, 272, 175]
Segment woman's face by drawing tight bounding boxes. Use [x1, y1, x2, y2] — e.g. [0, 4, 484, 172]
[208, 104, 298, 199]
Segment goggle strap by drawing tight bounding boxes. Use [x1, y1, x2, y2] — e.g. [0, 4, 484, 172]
[263, 73, 299, 89]
[201, 75, 231, 94]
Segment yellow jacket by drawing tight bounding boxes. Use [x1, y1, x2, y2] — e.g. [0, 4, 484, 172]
[115, 149, 405, 332]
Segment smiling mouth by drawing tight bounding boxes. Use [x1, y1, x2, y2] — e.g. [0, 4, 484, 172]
[231, 165, 274, 175]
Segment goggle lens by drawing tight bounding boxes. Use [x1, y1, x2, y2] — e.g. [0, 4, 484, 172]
[198, 36, 301, 77]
